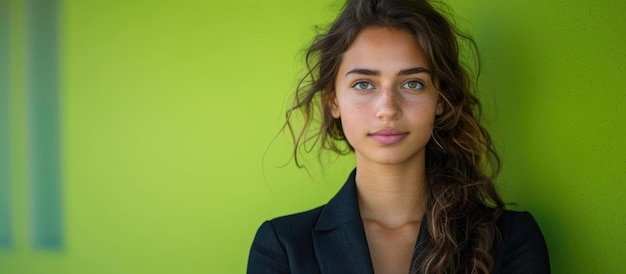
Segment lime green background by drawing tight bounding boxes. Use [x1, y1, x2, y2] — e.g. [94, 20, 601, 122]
[1, 0, 625, 273]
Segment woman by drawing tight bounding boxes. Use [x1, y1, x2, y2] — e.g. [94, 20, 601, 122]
[248, 0, 550, 273]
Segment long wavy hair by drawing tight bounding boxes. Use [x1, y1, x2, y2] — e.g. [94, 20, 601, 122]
[284, 0, 505, 273]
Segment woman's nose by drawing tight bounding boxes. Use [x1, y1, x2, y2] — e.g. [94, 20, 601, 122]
[376, 88, 402, 120]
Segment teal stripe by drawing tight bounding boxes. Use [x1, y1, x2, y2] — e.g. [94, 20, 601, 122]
[0, 0, 12, 248]
[25, 0, 63, 249]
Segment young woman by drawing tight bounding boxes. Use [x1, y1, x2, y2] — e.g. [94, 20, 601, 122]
[248, 0, 550, 273]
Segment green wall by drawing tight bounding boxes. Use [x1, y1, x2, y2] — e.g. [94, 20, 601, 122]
[1, 0, 624, 273]
[451, 1, 626, 273]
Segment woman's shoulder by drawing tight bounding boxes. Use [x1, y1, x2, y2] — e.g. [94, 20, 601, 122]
[251, 205, 327, 250]
[248, 206, 328, 273]
[267, 205, 326, 234]
[496, 210, 547, 245]
[492, 210, 551, 273]
[497, 210, 542, 232]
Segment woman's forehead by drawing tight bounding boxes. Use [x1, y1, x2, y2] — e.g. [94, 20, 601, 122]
[339, 27, 430, 73]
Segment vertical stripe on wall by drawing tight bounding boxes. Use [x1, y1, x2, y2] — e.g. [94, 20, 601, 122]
[0, 0, 12, 248]
[25, 0, 63, 249]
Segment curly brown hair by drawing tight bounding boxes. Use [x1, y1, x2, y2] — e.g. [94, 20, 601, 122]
[284, 0, 505, 273]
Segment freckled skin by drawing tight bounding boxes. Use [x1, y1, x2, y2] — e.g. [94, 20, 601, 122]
[332, 27, 442, 168]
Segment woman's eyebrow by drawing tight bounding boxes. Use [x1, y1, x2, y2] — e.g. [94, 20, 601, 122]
[398, 67, 431, 75]
[345, 67, 431, 77]
[345, 68, 379, 77]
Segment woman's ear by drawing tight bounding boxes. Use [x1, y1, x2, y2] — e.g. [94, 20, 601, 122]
[436, 94, 444, 115]
[436, 100, 443, 115]
[330, 92, 341, 118]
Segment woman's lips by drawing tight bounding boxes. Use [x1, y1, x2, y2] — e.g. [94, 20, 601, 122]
[368, 128, 408, 145]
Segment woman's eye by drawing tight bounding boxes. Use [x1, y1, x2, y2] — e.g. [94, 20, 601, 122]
[353, 81, 373, 90]
[403, 80, 423, 90]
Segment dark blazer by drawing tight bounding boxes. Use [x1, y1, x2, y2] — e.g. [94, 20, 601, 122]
[248, 170, 550, 273]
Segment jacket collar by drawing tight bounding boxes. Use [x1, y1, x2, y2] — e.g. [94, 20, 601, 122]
[311, 169, 375, 273]
[314, 169, 361, 231]
[310, 169, 430, 273]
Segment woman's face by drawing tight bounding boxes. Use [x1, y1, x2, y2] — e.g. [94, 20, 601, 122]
[332, 27, 442, 167]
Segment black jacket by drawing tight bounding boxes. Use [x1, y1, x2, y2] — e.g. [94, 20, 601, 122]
[248, 170, 550, 273]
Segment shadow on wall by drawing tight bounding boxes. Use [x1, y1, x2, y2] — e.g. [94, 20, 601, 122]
[473, 10, 575, 273]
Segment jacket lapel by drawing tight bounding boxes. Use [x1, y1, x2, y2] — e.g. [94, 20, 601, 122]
[311, 169, 374, 273]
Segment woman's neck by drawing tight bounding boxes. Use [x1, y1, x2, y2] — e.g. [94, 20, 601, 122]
[355, 162, 428, 229]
